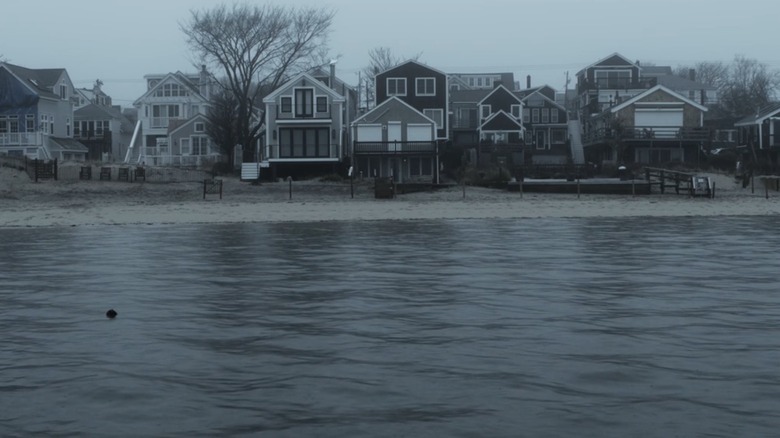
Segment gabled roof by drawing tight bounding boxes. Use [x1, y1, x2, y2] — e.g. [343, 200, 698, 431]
[480, 110, 523, 132]
[450, 89, 491, 104]
[515, 84, 557, 100]
[168, 113, 209, 136]
[352, 96, 435, 126]
[133, 71, 207, 106]
[262, 72, 346, 103]
[641, 66, 674, 76]
[734, 102, 780, 126]
[477, 84, 523, 106]
[374, 59, 447, 79]
[655, 75, 717, 91]
[577, 52, 638, 76]
[1, 62, 67, 100]
[49, 137, 88, 153]
[609, 84, 708, 113]
[520, 90, 567, 111]
[309, 66, 356, 93]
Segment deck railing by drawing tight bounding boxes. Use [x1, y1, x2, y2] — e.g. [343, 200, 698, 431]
[582, 127, 711, 145]
[353, 141, 436, 155]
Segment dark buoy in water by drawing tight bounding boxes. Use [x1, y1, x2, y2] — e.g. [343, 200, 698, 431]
[106, 309, 118, 319]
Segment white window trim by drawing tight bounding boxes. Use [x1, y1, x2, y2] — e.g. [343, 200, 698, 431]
[511, 104, 522, 119]
[480, 105, 491, 119]
[416, 77, 436, 96]
[387, 77, 407, 96]
[194, 122, 205, 133]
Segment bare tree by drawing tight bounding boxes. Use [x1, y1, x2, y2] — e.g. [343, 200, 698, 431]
[205, 89, 241, 165]
[674, 61, 729, 90]
[182, 3, 335, 162]
[721, 55, 779, 117]
[675, 56, 779, 118]
[360, 47, 420, 110]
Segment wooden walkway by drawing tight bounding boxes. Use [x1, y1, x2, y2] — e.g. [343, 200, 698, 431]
[644, 167, 713, 198]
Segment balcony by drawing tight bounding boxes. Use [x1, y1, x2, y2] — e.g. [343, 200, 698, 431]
[267, 144, 339, 159]
[150, 117, 182, 129]
[582, 126, 711, 145]
[353, 141, 436, 155]
[0, 132, 43, 146]
[578, 78, 656, 93]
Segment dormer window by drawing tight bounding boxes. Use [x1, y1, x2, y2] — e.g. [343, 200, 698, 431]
[59, 84, 68, 100]
[194, 122, 205, 132]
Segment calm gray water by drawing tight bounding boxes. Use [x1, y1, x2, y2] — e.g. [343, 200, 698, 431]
[1, 217, 780, 437]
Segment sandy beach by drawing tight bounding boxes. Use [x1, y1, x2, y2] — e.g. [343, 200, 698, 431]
[1, 166, 779, 228]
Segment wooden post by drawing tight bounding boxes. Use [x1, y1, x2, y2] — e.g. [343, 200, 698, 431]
[577, 176, 580, 199]
[462, 180, 466, 199]
[54, 158, 58, 180]
[520, 178, 523, 199]
[350, 174, 354, 199]
[660, 170, 665, 194]
[711, 181, 716, 199]
[632, 178, 635, 197]
[34, 159, 39, 183]
[289, 177, 292, 200]
[751, 175, 755, 194]
[766, 178, 769, 199]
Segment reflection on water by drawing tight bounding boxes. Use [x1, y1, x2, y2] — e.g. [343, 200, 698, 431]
[2, 217, 780, 437]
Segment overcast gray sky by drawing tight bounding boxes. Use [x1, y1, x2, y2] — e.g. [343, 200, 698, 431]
[2, 0, 777, 106]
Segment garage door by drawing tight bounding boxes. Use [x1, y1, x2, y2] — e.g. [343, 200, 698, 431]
[635, 109, 683, 138]
[356, 125, 382, 142]
[407, 123, 433, 142]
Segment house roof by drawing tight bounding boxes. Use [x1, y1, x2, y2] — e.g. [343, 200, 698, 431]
[521, 89, 567, 111]
[48, 137, 88, 153]
[75, 103, 135, 133]
[609, 84, 708, 113]
[352, 96, 435, 126]
[655, 75, 717, 91]
[374, 59, 447, 79]
[309, 66, 356, 92]
[734, 102, 780, 126]
[168, 113, 208, 136]
[480, 110, 523, 132]
[450, 89, 490, 103]
[132, 71, 208, 106]
[1, 62, 66, 100]
[262, 72, 346, 103]
[515, 84, 557, 100]
[577, 52, 638, 76]
[641, 66, 674, 76]
[477, 84, 524, 106]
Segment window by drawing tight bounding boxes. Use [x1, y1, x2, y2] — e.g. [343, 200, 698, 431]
[316, 96, 328, 113]
[191, 105, 200, 116]
[542, 108, 549, 123]
[279, 127, 329, 158]
[477, 77, 483, 87]
[180, 138, 190, 155]
[551, 109, 559, 123]
[151, 105, 180, 127]
[468, 77, 475, 87]
[191, 136, 209, 155]
[0, 116, 6, 133]
[423, 109, 443, 129]
[480, 105, 491, 119]
[294, 88, 314, 117]
[66, 118, 71, 136]
[416, 77, 435, 96]
[511, 104, 522, 119]
[154, 83, 189, 97]
[409, 157, 433, 177]
[194, 122, 205, 133]
[26, 114, 35, 132]
[523, 108, 530, 124]
[387, 78, 407, 96]
[594, 70, 631, 89]
[59, 84, 68, 100]
[532, 108, 540, 123]
[8, 115, 19, 133]
[281, 97, 292, 113]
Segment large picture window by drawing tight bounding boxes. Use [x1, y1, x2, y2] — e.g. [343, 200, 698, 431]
[279, 127, 330, 158]
[295, 89, 314, 117]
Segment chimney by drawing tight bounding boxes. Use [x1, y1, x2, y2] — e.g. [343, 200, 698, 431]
[526, 75, 531, 89]
[199, 65, 209, 98]
[689, 68, 696, 82]
[329, 59, 337, 88]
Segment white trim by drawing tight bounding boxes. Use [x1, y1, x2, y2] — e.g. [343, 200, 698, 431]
[415, 77, 436, 96]
[610, 85, 708, 113]
[387, 77, 407, 97]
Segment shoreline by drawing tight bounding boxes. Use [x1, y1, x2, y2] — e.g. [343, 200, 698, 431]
[2, 168, 779, 228]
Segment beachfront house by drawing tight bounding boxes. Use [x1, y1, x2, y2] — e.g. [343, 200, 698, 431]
[351, 97, 437, 182]
[520, 89, 570, 165]
[475, 84, 526, 167]
[582, 84, 709, 166]
[0, 62, 87, 161]
[131, 66, 220, 167]
[734, 103, 780, 172]
[73, 80, 134, 162]
[261, 70, 350, 179]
